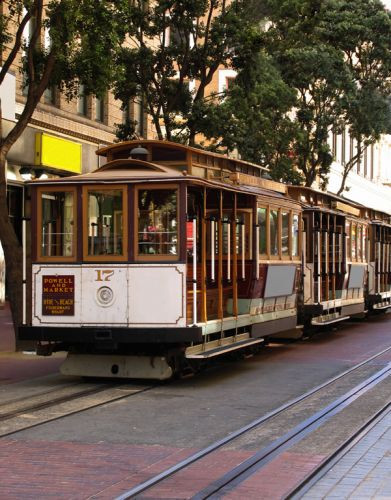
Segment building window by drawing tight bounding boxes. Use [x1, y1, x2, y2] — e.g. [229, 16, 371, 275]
[370, 145, 375, 180]
[341, 128, 346, 165]
[22, 11, 36, 96]
[44, 85, 56, 105]
[95, 96, 105, 122]
[363, 147, 368, 178]
[332, 132, 337, 159]
[77, 84, 87, 116]
[349, 136, 354, 163]
[122, 101, 130, 124]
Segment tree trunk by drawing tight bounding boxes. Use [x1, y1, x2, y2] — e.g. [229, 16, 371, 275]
[0, 153, 23, 333]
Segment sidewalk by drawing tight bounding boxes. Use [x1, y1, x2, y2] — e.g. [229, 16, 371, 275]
[0, 302, 15, 352]
[0, 302, 65, 385]
[302, 407, 391, 499]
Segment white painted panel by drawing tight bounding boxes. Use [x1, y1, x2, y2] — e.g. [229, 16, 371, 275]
[81, 266, 128, 326]
[264, 265, 297, 298]
[129, 264, 185, 326]
[32, 265, 81, 325]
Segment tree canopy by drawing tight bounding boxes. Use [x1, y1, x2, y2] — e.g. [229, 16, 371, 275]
[195, 0, 391, 188]
[259, 0, 391, 189]
[113, 0, 258, 144]
[0, 0, 127, 329]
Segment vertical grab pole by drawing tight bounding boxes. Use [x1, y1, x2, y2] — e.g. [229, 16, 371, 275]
[192, 217, 197, 325]
[227, 222, 231, 281]
[255, 226, 260, 280]
[241, 223, 245, 280]
[211, 219, 215, 282]
[339, 232, 342, 274]
[377, 241, 381, 292]
[48, 221, 53, 257]
[22, 218, 27, 325]
[332, 232, 336, 300]
[317, 231, 321, 303]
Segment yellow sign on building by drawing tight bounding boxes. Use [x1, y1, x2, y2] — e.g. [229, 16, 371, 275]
[35, 133, 82, 174]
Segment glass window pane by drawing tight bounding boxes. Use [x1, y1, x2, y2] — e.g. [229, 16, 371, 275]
[351, 223, 357, 260]
[362, 226, 367, 261]
[257, 208, 267, 254]
[357, 225, 362, 260]
[270, 209, 279, 256]
[138, 189, 178, 255]
[41, 191, 74, 257]
[292, 214, 299, 257]
[345, 221, 351, 260]
[282, 211, 289, 256]
[87, 189, 124, 256]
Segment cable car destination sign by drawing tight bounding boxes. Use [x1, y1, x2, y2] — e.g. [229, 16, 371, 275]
[42, 275, 75, 316]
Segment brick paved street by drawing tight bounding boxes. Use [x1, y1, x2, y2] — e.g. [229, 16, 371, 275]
[0, 310, 390, 499]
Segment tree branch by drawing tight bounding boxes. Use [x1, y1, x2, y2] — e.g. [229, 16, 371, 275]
[0, 10, 31, 87]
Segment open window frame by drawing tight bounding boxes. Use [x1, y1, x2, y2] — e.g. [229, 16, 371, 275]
[134, 183, 180, 262]
[82, 184, 128, 262]
[36, 185, 78, 263]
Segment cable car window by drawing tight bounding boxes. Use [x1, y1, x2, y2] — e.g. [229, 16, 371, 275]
[257, 207, 267, 255]
[137, 188, 178, 256]
[292, 213, 299, 257]
[270, 209, 279, 256]
[362, 225, 367, 261]
[345, 221, 351, 261]
[39, 189, 75, 259]
[282, 211, 289, 256]
[357, 225, 362, 261]
[351, 223, 357, 260]
[85, 187, 126, 258]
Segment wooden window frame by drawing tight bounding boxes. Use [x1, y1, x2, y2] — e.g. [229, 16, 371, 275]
[291, 211, 301, 261]
[351, 222, 357, 262]
[257, 206, 268, 258]
[345, 220, 352, 262]
[134, 183, 180, 262]
[36, 185, 78, 262]
[257, 204, 301, 261]
[269, 205, 280, 260]
[82, 184, 128, 262]
[281, 210, 290, 258]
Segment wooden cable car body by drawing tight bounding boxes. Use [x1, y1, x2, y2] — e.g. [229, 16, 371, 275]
[366, 213, 391, 311]
[287, 187, 370, 327]
[20, 141, 304, 379]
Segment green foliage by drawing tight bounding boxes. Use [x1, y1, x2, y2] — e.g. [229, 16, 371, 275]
[260, 0, 391, 188]
[114, 0, 256, 143]
[114, 119, 138, 142]
[197, 52, 303, 184]
[20, 0, 127, 99]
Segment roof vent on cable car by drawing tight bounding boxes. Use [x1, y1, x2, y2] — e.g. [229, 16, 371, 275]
[129, 145, 148, 160]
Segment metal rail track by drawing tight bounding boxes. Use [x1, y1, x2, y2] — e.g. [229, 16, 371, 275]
[115, 345, 391, 500]
[0, 381, 155, 438]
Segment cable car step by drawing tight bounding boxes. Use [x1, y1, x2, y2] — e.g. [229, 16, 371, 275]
[373, 302, 391, 310]
[311, 315, 350, 326]
[185, 334, 264, 359]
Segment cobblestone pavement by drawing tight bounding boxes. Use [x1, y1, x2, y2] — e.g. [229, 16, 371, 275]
[302, 407, 391, 499]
